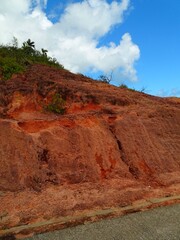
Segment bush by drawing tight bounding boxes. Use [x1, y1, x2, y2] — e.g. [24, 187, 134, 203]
[0, 56, 24, 80]
[0, 39, 64, 80]
[119, 84, 128, 89]
[45, 93, 66, 114]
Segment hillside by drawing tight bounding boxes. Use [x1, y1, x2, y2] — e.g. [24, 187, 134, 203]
[0, 64, 180, 239]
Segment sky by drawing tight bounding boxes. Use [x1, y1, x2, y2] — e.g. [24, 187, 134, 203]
[0, 0, 179, 97]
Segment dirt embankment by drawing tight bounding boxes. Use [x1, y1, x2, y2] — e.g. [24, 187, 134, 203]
[0, 64, 180, 238]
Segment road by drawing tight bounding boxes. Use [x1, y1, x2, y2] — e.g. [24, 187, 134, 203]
[27, 204, 180, 240]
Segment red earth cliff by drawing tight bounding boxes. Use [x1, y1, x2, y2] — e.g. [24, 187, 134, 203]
[0, 64, 180, 238]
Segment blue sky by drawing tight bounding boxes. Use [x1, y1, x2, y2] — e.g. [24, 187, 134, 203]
[44, 0, 180, 96]
[0, 0, 179, 96]
[120, 0, 180, 96]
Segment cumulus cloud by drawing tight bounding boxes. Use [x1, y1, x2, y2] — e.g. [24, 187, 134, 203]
[59, 0, 129, 39]
[0, 0, 140, 81]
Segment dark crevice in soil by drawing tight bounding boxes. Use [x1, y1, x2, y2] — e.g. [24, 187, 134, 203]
[38, 149, 49, 164]
[25, 148, 60, 192]
[108, 125, 129, 167]
[128, 165, 140, 179]
[108, 124, 140, 179]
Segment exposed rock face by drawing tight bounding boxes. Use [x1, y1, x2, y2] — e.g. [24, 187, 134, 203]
[0, 64, 180, 235]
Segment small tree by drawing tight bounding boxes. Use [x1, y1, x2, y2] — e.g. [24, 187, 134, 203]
[98, 71, 113, 84]
[140, 87, 146, 93]
[26, 39, 35, 49]
[41, 48, 48, 56]
[11, 37, 18, 48]
[22, 39, 35, 55]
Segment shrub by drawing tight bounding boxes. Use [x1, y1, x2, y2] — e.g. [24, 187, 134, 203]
[0, 56, 24, 80]
[0, 39, 64, 80]
[119, 84, 128, 89]
[45, 93, 66, 114]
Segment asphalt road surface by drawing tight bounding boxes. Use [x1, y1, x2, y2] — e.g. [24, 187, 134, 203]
[27, 204, 180, 240]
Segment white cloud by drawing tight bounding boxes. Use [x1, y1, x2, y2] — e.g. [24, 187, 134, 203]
[0, 0, 30, 14]
[0, 0, 140, 81]
[59, 0, 129, 39]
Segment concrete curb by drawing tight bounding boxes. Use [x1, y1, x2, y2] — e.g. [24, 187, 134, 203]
[0, 195, 180, 239]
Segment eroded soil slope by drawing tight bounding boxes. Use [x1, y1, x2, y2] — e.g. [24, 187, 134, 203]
[0, 64, 180, 237]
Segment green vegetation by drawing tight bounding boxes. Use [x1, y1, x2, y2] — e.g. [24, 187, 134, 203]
[119, 83, 128, 89]
[0, 57, 24, 80]
[0, 38, 64, 80]
[118, 84, 147, 93]
[45, 93, 66, 114]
